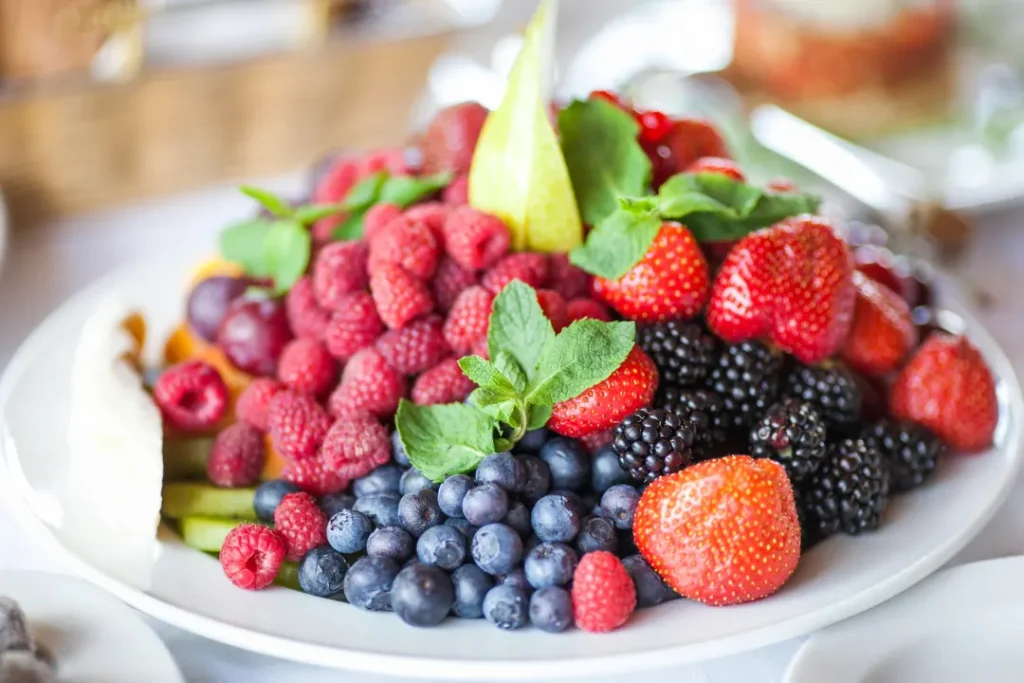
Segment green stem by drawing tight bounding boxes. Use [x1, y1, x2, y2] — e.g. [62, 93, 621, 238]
[506, 402, 530, 447]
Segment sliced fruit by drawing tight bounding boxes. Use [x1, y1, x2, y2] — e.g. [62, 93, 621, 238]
[162, 436, 214, 481]
[274, 561, 301, 590]
[180, 516, 238, 552]
[161, 482, 257, 520]
[260, 434, 289, 481]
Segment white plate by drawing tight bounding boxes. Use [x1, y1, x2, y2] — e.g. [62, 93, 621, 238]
[785, 555, 1024, 683]
[0, 570, 183, 683]
[0, 256, 1022, 680]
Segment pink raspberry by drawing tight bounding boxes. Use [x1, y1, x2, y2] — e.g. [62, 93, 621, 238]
[286, 277, 332, 340]
[431, 256, 479, 313]
[370, 263, 434, 330]
[207, 422, 266, 487]
[282, 454, 349, 496]
[481, 253, 549, 294]
[235, 377, 282, 431]
[421, 102, 489, 174]
[220, 523, 285, 590]
[273, 492, 328, 561]
[364, 203, 403, 244]
[472, 336, 489, 360]
[321, 415, 392, 479]
[368, 217, 439, 280]
[357, 147, 413, 176]
[312, 241, 369, 311]
[277, 339, 338, 397]
[572, 551, 636, 632]
[443, 207, 510, 271]
[266, 390, 331, 461]
[324, 291, 384, 360]
[547, 253, 590, 300]
[153, 360, 229, 433]
[328, 347, 407, 419]
[403, 202, 449, 247]
[411, 358, 476, 405]
[311, 158, 360, 242]
[375, 315, 450, 375]
[536, 289, 569, 331]
[443, 174, 469, 206]
[566, 298, 612, 323]
[443, 286, 493, 354]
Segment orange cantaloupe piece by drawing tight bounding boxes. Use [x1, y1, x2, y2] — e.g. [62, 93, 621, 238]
[261, 434, 288, 481]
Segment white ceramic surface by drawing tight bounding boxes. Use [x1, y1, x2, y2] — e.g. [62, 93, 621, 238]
[785, 555, 1024, 683]
[0, 256, 1021, 680]
[0, 570, 184, 683]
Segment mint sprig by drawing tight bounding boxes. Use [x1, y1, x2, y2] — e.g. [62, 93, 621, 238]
[395, 402, 498, 482]
[329, 170, 453, 241]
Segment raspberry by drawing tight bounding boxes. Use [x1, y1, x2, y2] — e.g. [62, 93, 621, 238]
[320, 415, 391, 479]
[443, 285, 493, 354]
[571, 551, 636, 632]
[235, 377, 282, 431]
[421, 102, 489, 174]
[443, 174, 469, 206]
[685, 156, 745, 182]
[472, 336, 489, 360]
[411, 358, 476, 405]
[277, 339, 338, 397]
[481, 253, 549, 294]
[431, 257, 479, 313]
[370, 263, 435, 330]
[220, 523, 285, 590]
[566, 298, 611, 323]
[443, 207, 510, 271]
[363, 203, 403, 244]
[153, 360, 229, 432]
[207, 422, 266, 487]
[327, 347, 407, 419]
[312, 241, 369, 311]
[273, 492, 328, 561]
[546, 253, 590, 300]
[357, 147, 413, 177]
[368, 217, 440, 280]
[579, 428, 615, 454]
[535, 289, 569, 331]
[285, 277, 332, 340]
[375, 315, 450, 375]
[267, 390, 331, 461]
[324, 291, 384, 360]
[311, 158, 360, 243]
[403, 202, 450, 247]
[282, 454, 348, 496]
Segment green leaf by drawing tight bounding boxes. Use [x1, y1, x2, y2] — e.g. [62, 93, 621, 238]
[526, 403, 552, 430]
[262, 220, 311, 294]
[558, 98, 652, 226]
[219, 218, 276, 276]
[569, 208, 663, 280]
[343, 171, 388, 211]
[487, 281, 555, 381]
[240, 186, 293, 217]
[494, 351, 528, 394]
[293, 202, 348, 225]
[457, 356, 518, 398]
[527, 319, 635, 405]
[396, 400, 498, 482]
[331, 211, 367, 241]
[378, 172, 454, 208]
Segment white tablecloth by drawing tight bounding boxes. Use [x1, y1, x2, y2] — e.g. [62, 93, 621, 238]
[2, 174, 1024, 683]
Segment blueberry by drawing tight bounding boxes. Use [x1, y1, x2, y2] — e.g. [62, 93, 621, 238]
[390, 564, 455, 627]
[524, 542, 577, 589]
[398, 489, 444, 537]
[482, 584, 530, 630]
[622, 554, 672, 608]
[353, 464, 403, 497]
[326, 509, 375, 554]
[529, 586, 573, 633]
[366, 526, 415, 562]
[445, 517, 479, 540]
[253, 479, 301, 523]
[591, 445, 631, 494]
[416, 524, 468, 570]
[530, 494, 582, 543]
[400, 468, 436, 496]
[471, 523, 523, 575]
[450, 564, 494, 618]
[462, 484, 509, 526]
[354, 492, 402, 528]
[539, 438, 590, 490]
[298, 545, 349, 598]
[516, 427, 551, 454]
[575, 515, 618, 555]
[496, 568, 532, 592]
[475, 452, 526, 492]
[437, 474, 474, 518]
[551, 489, 588, 518]
[600, 484, 640, 530]
[591, 504, 614, 520]
[343, 556, 399, 611]
[320, 491, 356, 518]
[391, 430, 410, 467]
[517, 454, 551, 502]
[502, 501, 531, 537]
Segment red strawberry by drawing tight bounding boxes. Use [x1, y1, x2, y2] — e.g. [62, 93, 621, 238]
[645, 118, 729, 187]
[591, 223, 710, 323]
[548, 346, 658, 438]
[841, 271, 917, 377]
[633, 455, 801, 606]
[707, 216, 855, 364]
[890, 333, 998, 453]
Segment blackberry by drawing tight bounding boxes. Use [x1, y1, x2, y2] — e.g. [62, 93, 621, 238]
[660, 387, 728, 456]
[750, 399, 827, 483]
[860, 419, 944, 492]
[637, 321, 717, 393]
[805, 438, 890, 536]
[612, 408, 697, 484]
[784, 361, 862, 428]
[707, 340, 783, 428]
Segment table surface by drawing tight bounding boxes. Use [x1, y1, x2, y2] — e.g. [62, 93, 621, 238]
[2, 173, 1024, 683]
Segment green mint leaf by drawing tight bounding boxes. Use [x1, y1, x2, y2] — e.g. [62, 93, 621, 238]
[569, 208, 662, 280]
[526, 403, 552, 430]
[396, 400, 498, 482]
[487, 281, 555, 381]
[293, 202, 348, 225]
[559, 99, 652, 226]
[262, 220, 311, 294]
[331, 211, 367, 241]
[240, 186, 294, 217]
[377, 172, 454, 208]
[219, 218, 276, 276]
[494, 351, 528, 394]
[343, 171, 388, 211]
[527, 319, 635, 405]
[458, 356, 519, 398]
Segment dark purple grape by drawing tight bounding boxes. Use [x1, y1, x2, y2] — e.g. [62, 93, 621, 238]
[187, 276, 252, 342]
[216, 298, 293, 376]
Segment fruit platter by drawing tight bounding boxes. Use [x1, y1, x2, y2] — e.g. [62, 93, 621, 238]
[1, 2, 1021, 679]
